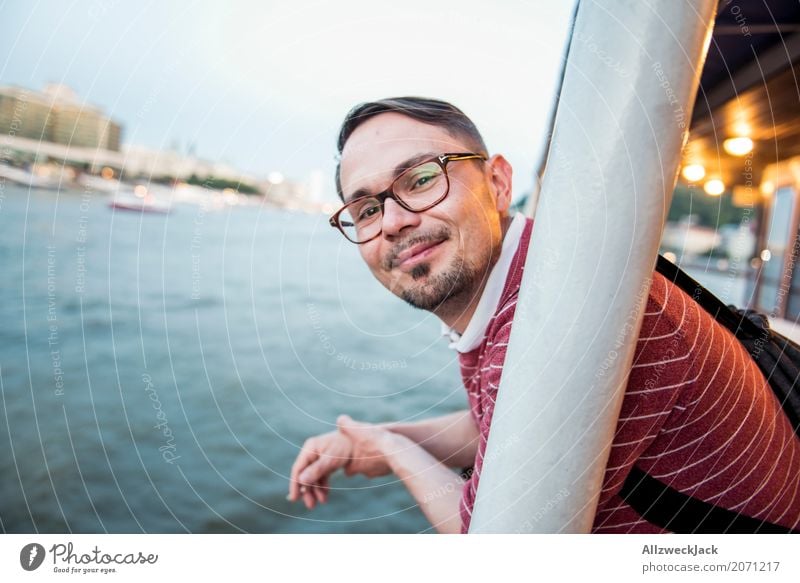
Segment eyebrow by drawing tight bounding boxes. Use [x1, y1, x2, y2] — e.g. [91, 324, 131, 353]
[344, 151, 438, 203]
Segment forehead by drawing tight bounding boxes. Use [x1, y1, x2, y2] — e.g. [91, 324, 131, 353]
[339, 112, 467, 199]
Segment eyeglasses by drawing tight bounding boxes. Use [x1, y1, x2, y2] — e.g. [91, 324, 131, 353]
[330, 152, 487, 244]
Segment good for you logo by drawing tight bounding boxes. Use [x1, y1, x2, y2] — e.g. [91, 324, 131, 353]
[19, 542, 158, 573]
[20, 543, 46, 571]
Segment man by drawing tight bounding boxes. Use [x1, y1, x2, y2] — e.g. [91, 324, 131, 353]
[287, 97, 800, 534]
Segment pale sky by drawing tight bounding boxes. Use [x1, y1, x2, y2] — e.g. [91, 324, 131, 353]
[0, 0, 576, 201]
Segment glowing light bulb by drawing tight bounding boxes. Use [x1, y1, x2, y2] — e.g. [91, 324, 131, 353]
[704, 179, 725, 196]
[723, 137, 753, 157]
[682, 164, 706, 182]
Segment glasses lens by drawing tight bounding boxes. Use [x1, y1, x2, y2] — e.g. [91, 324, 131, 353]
[394, 161, 447, 209]
[339, 197, 383, 243]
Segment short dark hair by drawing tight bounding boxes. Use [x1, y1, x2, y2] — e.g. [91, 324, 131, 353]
[334, 96, 488, 201]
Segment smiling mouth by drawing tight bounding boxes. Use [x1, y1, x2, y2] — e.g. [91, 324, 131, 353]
[392, 239, 446, 270]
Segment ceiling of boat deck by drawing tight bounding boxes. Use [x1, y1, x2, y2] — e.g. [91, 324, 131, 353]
[682, 0, 800, 194]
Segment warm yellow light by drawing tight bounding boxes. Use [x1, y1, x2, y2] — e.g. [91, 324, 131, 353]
[760, 181, 775, 195]
[733, 119, 751, 138]
[704, 179, 725, 196]
[101, 166, 114, 180]
[134, 185, 148, 198]
[723, 136, 753, 157]
[682, 164, 706, 182]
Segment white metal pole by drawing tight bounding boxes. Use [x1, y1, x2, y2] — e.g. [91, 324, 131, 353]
[469, 0, 717, 533]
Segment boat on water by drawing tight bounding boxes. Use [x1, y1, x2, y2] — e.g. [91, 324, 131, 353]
[0, 164, 62, 190]
[108, 193, 172, 214]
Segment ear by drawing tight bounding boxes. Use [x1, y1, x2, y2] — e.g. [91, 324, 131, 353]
[486, 154, 513, 213]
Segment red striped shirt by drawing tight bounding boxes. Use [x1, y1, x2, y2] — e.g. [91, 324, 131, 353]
[458, 218, 800, 533]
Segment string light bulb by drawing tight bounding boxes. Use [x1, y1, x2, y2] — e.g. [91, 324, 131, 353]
[704, 179, 725, 196]
[682, 164, 706, 182]
[723, 137, 753, 157]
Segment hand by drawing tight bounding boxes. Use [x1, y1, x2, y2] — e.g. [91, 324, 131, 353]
[288, 429, 353, 509]
[336, 415, 399, 478]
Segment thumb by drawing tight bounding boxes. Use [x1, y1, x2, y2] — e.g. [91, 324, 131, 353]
[337, 414, 360, 436]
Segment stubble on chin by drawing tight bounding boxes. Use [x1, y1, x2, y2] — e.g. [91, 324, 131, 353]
[410, 263, 430, 280]
[398, 255, 478, 312]
[381, 228, 490, 313]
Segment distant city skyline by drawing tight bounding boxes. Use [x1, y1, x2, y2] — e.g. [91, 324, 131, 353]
[0, 1, 575, 202]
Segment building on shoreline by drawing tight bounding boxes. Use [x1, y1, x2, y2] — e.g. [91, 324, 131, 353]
[0, 84, 122, 151]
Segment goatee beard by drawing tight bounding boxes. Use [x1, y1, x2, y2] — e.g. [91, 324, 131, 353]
[399, 255, 482, 312]
[385, 225, 490, 314]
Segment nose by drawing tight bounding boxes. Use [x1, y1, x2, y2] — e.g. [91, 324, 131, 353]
[381, 197, 421, 238]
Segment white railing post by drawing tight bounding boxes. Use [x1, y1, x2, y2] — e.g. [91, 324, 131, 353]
[469, 0, 717, 533]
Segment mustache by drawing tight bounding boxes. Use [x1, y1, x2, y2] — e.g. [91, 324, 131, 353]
[383, 226, 451, 270]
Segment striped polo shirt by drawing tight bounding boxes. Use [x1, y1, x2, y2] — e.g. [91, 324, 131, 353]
[455, 218, 800, 533]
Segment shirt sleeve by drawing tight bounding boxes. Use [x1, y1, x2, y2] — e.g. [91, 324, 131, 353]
[459, 306, 515, 533]
[594, 273, 700, 505]
[459, 273, 693, 532]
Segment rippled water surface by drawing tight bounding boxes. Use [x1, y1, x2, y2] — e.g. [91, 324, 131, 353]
[0, 186, 464, 533]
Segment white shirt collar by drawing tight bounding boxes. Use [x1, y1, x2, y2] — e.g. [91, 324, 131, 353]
[440, 212, 526, 353]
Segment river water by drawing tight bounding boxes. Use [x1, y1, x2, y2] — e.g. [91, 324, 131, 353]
[0, 185, 465, 533]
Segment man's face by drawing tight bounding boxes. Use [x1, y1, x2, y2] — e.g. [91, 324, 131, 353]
[338, 112, 512, 317]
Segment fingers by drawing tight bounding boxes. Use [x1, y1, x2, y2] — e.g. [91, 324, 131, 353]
[289, 441, 319, 502]
[313, 475, 329, 505]
[302, 486, 316, 509]
[289, 437, 339, 507]
[336, 414, 355, 436]
[298, 456, 335, 488]
[298, 480, 327, 509]
[288, 426, 355, 508]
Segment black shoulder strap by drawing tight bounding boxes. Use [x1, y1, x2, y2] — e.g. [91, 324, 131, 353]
[621, 256, 800, 532]
[620, 466, 800, 533]
[654, 255, 762, 339]
[655, 254, 800, 435]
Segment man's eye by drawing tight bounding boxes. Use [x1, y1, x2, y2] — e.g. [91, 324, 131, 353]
[409, 172, 438, 191]
[357, 204, 381, 221]
[414, 175, 433, 188]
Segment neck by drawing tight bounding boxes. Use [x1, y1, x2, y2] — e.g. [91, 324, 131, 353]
[437, 213, 514, 334]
